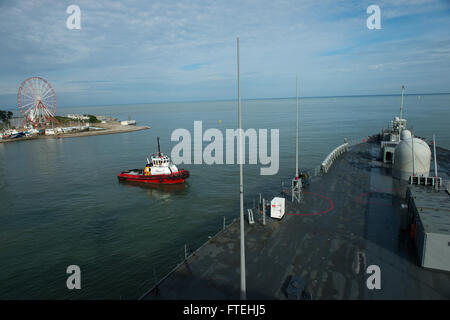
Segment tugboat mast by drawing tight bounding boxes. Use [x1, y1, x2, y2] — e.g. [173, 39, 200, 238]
[157, 136, 162, 156]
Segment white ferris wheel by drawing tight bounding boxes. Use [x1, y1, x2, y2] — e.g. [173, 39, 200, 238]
[17, 77, 59, 127]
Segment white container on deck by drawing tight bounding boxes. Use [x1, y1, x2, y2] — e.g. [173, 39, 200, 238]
[270, 197, 285, 219]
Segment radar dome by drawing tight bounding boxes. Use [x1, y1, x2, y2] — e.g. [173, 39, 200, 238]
[393, 136, 431, 181]
[400, 129, 412, 140]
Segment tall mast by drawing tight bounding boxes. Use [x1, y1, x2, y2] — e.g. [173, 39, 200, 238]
[399, 85, 404, 137]
[433, 134, 438, 178]
[237, 37, 246, 300]
[411, 133, 415, 176]
[291, 76, 301, 203]
[296, 75, 299, 178]
[400, 85, 404, 120]
[433, 134, 439, 192]
[157, 136, 161, 156]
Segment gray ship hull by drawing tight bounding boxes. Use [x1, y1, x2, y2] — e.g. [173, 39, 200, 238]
[142, 140, 450, 300]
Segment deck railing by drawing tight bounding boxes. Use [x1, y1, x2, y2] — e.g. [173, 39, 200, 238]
[139, 217, 238, 300]
[320, 143, 349, 174]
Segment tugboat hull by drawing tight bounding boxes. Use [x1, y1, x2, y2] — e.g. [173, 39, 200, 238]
[117, 169, 189, 184]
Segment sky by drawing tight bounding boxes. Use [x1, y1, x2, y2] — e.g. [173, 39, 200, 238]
[0, 0, 449, 107]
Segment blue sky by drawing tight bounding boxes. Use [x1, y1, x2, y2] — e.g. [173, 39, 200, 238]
[0, 0, 449, 107]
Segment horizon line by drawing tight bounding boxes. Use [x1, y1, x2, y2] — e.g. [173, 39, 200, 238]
[2, 91, 449, 110]
[58, 91, 450, 109]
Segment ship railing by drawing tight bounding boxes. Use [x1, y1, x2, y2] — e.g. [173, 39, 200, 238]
[139, 217, 239, 300]
[346, 135, 377, 147]
[281, 137, 371, 184]
[347, 138, 363, 147]
[320, 142, 349, 174]
[409, 175, 442, 187]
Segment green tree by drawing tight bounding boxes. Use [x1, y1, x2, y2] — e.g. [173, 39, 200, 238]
[87, 115, 100, 123]
[0, 110, 13, 125]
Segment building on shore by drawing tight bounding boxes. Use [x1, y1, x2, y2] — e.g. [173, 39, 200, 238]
[120, 120, 136, 126]
[96, 115, 117, 122]
[67, 114, 90, 120]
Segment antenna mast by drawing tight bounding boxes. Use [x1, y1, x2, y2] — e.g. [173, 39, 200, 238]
[433, 135, 439, 191]
[237, 37, 246, 300]
[399, 85, 404, 137]
[157, 136, 161, 156]
[291, 76, 302, 203]
[296, 75, 299, 178]
[411, 133, 416, 176]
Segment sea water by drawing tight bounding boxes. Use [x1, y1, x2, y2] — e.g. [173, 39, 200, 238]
[0, 94, 449, 299]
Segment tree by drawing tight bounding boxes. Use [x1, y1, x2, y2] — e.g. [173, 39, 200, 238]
[87, 115, 100, 123]
[0, 110, 13, 125]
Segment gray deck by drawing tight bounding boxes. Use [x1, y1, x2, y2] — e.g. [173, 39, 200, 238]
[142, 141, 450, 300]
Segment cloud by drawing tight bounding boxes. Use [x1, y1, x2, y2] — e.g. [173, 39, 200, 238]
[180, 63, 209, 71]
[0, 0, 449, 106]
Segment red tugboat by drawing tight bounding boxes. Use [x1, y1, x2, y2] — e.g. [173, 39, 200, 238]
[117, 137, 189, 184]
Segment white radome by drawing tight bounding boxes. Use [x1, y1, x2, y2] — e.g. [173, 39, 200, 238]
[400, 130, 411, 140]
[393, 130, 431, 180]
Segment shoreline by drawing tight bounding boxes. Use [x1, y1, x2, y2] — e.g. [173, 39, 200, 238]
[0, 123, 150, 143]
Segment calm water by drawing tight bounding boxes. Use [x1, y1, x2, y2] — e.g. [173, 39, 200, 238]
[0, 94, 449, 299]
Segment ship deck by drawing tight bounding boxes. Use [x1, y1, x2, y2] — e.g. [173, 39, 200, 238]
[142, 141, 450, 300]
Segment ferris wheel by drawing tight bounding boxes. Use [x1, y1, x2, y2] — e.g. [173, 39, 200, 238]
[17, 77, 59, 127]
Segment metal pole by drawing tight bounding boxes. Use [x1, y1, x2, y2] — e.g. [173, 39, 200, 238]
[223, 216, 226, 230]
[184, 244, 187, 260]
[237, 37, 246, 300]
[398, 85, 405, 141]
[262, 199, 266, 226]
[433, 135, 438, 191]
[258, 193, 261, 215]
[399, 85, 404, 138]
[296, 75, 299, 178]
[411, 134, 415, 176]
[157, 136, 161, 156]
[433, 135, 438, 177]
[400, 85, 404, 120]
